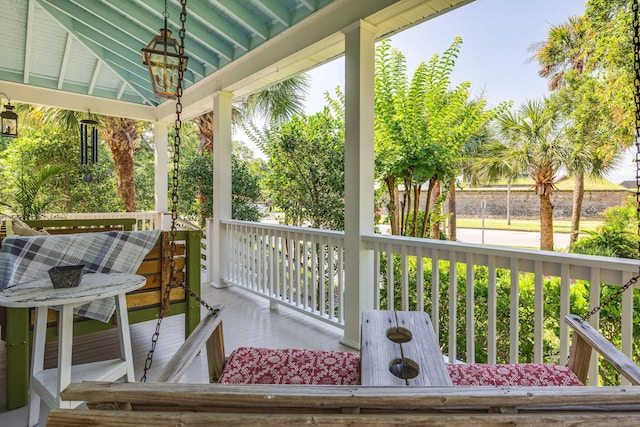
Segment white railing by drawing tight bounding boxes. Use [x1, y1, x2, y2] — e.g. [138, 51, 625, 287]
[44, 212, 164, 231]
[220, 219, 639, 385]
[176, 217, 208, 272]
[223, 220, 345, 328]
[362, 233, 639, 384]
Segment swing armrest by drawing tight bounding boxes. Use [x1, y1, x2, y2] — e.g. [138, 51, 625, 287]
[156, 304, 226, 383]
[565, 314, 640, 385]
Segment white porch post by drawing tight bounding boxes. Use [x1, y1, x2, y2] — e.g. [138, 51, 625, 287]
[341, 20, 376, 349]
[210, 91, 233, 288]
[153, 122, 169, 229]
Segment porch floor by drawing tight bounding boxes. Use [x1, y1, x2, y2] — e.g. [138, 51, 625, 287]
[0, 283, 351, 426]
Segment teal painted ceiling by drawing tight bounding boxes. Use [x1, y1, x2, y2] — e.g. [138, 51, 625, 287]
[1, 0, 337, 107]
[0, 0, 474, 120]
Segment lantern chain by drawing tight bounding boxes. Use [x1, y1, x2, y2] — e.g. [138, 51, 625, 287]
[141, 0, 218, 383]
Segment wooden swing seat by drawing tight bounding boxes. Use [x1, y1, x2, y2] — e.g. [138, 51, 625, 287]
[47, 308, 640, 426]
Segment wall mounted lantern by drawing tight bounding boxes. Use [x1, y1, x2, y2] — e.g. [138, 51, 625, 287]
[141, 0, 188, 99]
[0, 92, 18, 138]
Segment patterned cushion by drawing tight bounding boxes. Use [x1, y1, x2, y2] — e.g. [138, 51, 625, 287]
[446, 363, 584, 386]
[219, 347, 360, 385]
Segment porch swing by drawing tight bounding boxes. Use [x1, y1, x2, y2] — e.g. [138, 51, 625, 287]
[47, 1, 640, 425]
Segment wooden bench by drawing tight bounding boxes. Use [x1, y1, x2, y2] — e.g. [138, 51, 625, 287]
[47, 384, 640, 426]
[0, 218, 203, 410]
[46, 312, 640, 425]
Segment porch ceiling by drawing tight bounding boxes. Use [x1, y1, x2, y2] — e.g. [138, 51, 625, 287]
[0, 0, 473, 122]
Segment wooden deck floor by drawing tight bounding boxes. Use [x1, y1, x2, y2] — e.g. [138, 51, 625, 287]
[0, 283, 352, 426]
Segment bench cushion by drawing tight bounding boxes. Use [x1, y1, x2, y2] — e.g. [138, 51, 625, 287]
[446, 363, 584, 386]
[219, 347, 360, 385]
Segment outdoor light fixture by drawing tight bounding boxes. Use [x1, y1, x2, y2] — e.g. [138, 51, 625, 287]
[80, 111, 99, 165]
[141, 0, 188, 99]
[0, 92, 18, 138]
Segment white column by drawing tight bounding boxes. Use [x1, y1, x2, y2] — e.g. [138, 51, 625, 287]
[211, 91, 233, 288]
[341, 20, 376, 349]
[153, 121, 169, 229]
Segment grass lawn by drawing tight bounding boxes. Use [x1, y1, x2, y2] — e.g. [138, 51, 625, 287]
[461, 176, 627, 191]
[456, 218, 602, 233]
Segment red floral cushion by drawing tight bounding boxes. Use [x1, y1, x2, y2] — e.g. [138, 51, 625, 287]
[446, 363, 584, 386]
[219, 347, 361, 385]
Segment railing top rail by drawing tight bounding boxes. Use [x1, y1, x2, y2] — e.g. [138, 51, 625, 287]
[222, 219, 344, 240]
[362, 233, 640, 273]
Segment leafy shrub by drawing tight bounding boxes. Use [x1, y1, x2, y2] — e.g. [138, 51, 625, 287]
[571, 196, 639, 259]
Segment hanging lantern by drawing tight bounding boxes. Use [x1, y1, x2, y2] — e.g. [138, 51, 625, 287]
[80, 113, 99, 165]
[141, 1, 188, 99]
[0, 93, 18, 138]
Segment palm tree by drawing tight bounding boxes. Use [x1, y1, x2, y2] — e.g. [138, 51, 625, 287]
[0, 164, 63, 220]
[475, 99, 568, 251]
[101, 117, 143, 212]
[531, 15, 590, 91]
[191, 75, 309, 225]
[20, 106, 143, 212]
[195, 75, 309, 154]
[534, 14, 622, 245]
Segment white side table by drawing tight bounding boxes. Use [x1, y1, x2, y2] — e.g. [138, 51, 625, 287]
[0, 272, 145, 426]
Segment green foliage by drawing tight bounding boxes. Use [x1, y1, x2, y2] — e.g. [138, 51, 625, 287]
[179, 148, 262, 226]
[374, 38, 502, 238]
[571, 196, 640, 259]
[0, 164, 63, 220]
[240, 74, 311, 127]
[583, 0, 635, 141]
[231, 155, 262, 222]
[133, 140, 157, 212]
[260, 109, 345, 230]
[0, 127, 122, 216]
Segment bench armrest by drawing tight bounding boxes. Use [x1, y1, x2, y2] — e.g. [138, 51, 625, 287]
[565, 314, 640, 385]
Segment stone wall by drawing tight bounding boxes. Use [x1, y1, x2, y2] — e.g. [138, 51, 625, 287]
[454, 189, 632, 219]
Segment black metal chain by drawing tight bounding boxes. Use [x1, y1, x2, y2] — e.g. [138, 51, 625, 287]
[141, 0, 217, 382]
[579, 0, 640, 323]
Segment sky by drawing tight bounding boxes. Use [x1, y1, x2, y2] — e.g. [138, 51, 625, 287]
[240, 0, 637, 184]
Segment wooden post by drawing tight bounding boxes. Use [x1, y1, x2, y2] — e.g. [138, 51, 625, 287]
[5, 307, 29, 409]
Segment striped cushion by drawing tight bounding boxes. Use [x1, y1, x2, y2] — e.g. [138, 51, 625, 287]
[219, 347, 360, 385]
[447, 363, 584, 386]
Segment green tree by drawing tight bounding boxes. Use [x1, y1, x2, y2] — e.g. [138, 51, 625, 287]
[101, 116, 145, 212]
[16, 106, 151, 212]
[374, 38, 502, 239]
[195, 75, 309, 154]
[179, 139, 263, 226]
[474, 99, 569, 251]
[0, 126, 122, 214]
[259, 109, 344, 230]
[584, 0, 635, 135]
[534, 14, 621, 245]
[240, 75, 310, 128]
[532, 15, 590, 92]
[193, 76, 309, 224]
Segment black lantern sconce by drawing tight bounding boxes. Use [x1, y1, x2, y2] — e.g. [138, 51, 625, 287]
[141, 0, 188, 99]
[80, 112, 99, 165]
[0, 92, 18, 138]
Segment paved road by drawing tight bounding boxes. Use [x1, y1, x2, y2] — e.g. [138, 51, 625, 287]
[455, 228, 571, 250]
[375, 223, 571, 250]
[266, 216, 572, 251]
